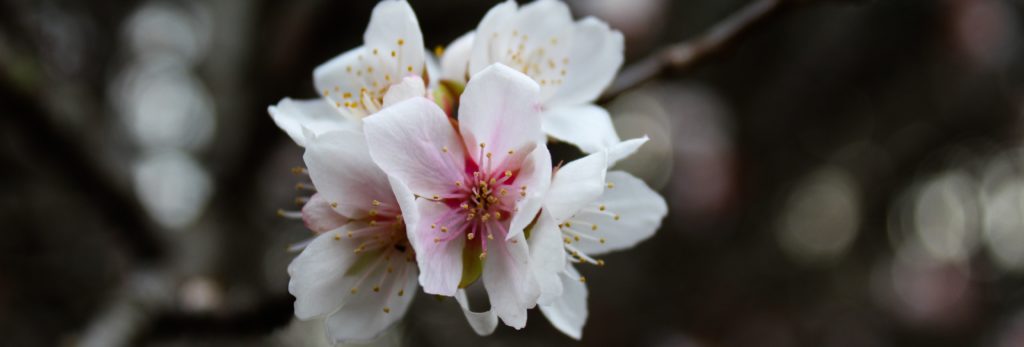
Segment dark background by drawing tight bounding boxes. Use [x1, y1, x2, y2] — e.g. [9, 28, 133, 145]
[2, 0, 1024, 345]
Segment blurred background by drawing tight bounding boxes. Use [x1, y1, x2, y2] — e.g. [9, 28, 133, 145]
[2, 0, 1024, 345]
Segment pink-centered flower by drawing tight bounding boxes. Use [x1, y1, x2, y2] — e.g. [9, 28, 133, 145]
[287, 128, 419, 344]
[268, 0, 428, 146]
[363, 63, 553, 329]
[440, 0, 626, 154]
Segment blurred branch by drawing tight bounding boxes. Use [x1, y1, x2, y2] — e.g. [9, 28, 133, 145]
[601, 0, 791, 102]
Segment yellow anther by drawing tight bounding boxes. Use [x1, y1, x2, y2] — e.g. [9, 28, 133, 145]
[607, 182, 615, 189]
[397, 38, 405, 46]
[373, 48, 379, 55]
[383, 307, 391, 314]
[373, 286, 380, 292]
[591, 224, 598, 231]
[565, 222, 572, 228]
[334, 233, 341, 240]
[347, 231, 353, 238]
[505, 170, 512, 177]
[433, 237, 440, 244]
[322, 89, 329, 96]
[372, 200, 382, 206]
[351, 287, 358, 294]
[500, 188, 508, 196]
[369, 220, 377, 226]
[597, 259, 606, 266]
[574, 235, 580, 242]
[487, 232, 494, 240]
[564, 237, 572, 244]
[599, 204, 606, 211]
[407, 65, 413, 72]
[479, 252, 487, 260]
[508, 149, 514, 155]
[441, 226, 449, 233]
[486, 152, 492, 159]
[494, 211, 502, 219]
[479, 142, 486, 149]
[579, 276, 586, 283]
[391, 50, 396, 57]
[432, 194, 440, 200]
[430, 224, 436, 229]
[343, 92, 352, 99]
[369, 209, 378, 217]
[614, 215, 621, 221]
[600, 238, 606, 244]
[330, 202, 339, 208]
[467, 233, 475, 240]
[398, 289, 405, 296]
[335, 101, 341, 107]
[442, 146, 449, 153]
[346, 66, 352, 72]
[455, 181, 462, 187]
[434, 45, 445, 57]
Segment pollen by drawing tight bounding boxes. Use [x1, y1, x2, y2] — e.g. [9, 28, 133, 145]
[455, 181, 462, 187]
[391, 50, 397, 57]
[433, 237, 440, 244]
[343, 92, 352, 99]
[507, 149, 514, 155]
[434, 45, 445, 57]
[432, 194, 440, 200]
[441, 226, 449, 233]
[599, 204, 606, 211]
[600, 238, 606, 244]
[383, 307, 391, 314]
[334, 233, 341, 240]
[430, 224, 436, 229]
[373, 48, 379, 55]
[614, 214, 621, 221]
[330, 202, 339, 208]
[397, 38, 405, 46]
[579, 276, 586, 283]
[607, 182, 615, 189]
[407, 65, 413, 72]
[442, 146, 449, 153]
[467, 233, 475, 240]
[479, 142, 486, 149]
[504, 170, 512, 177]
[592, 224, 598, 231]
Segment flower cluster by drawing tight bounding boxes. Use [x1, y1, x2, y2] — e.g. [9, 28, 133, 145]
[269, 0, 667, 343]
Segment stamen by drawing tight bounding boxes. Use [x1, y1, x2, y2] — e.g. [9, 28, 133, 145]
[276, 209, 302, 219]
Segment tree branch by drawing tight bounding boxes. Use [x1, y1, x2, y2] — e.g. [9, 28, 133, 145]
[601, 0, 788, 102]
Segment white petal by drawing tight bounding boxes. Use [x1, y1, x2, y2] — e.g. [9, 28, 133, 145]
[455, 289, 499, 336]
[542, 104, 621, 154]
[323, 259, 419, 344]
[508, 0, 575, 101]
[507, 143, 552, 240]
[303, 129, 395, 219]
[301, 193, 349, 233]
[549, 17, 624, 107]
[287, 225, 361, 319]
[382, 75, 426, 108]
[408, 198, 465, 296]
[482, 230, 539, 329]
[529, 212, 566, 304]
[539, 265, 588, 340]
[268, 98, 355, 147]
[545, 151, 608, 222]
[458, 63, 544, 167]
[571, 171, 667, 255]
[468, 1, 517, 75]
[363, 97, 466, 197]
[363, 0, 425, 78]
[312, 46, 378, 119]
[607, 136, 649, 168]
[441, 32, 475, 83]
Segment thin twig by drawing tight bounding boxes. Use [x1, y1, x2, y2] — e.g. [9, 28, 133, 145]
[601, 0, 787, 102]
